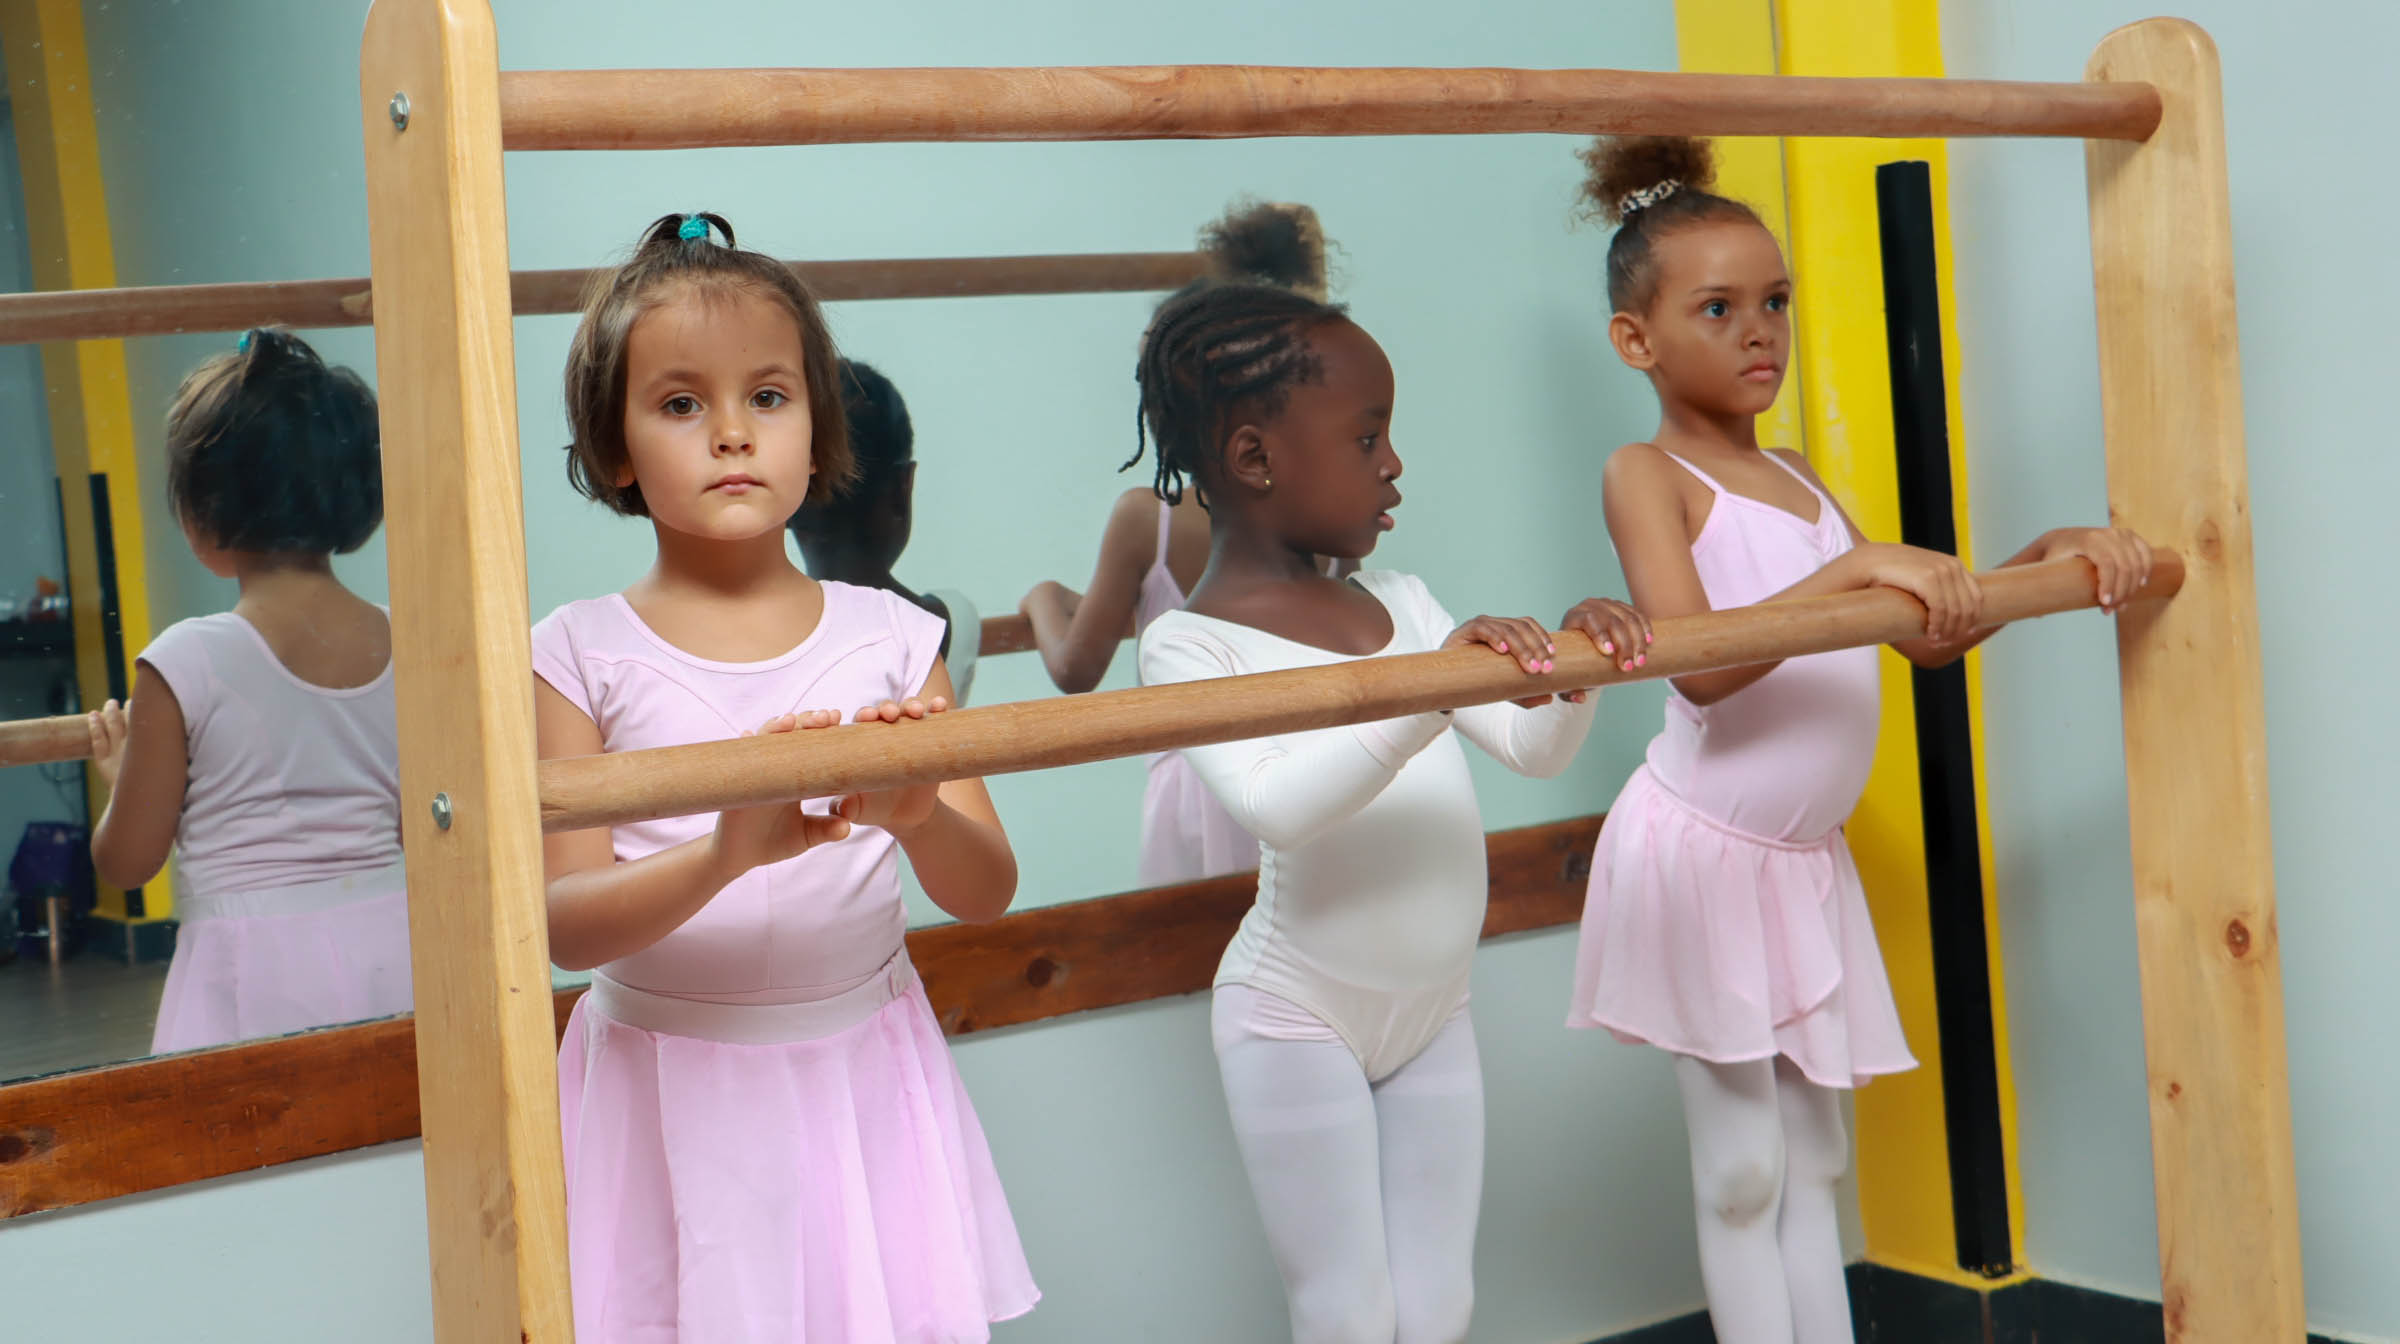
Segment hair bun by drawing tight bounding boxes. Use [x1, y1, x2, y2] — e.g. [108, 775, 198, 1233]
[1578, 136, 1719, 226]
[640, 210, 736, 250]
[1199, 199, 1329, 300]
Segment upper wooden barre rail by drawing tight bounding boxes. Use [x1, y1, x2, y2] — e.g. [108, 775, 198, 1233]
[495, 66, 2162, 152]
[0, 251, 1210, 346]
[541, 552, 2183, 833]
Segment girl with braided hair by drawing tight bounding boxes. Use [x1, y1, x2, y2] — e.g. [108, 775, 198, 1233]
[1133, 280, 1650, 1343]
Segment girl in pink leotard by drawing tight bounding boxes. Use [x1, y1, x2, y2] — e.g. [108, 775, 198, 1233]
[534, 212, 1034, 1343]
[1564, 136, 2155, 1344]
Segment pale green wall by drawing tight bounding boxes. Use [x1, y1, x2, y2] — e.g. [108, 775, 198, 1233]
[1942, 3, 2396, 1339]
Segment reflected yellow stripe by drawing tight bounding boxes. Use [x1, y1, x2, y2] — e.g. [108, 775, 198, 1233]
[3, 0, 168, 925]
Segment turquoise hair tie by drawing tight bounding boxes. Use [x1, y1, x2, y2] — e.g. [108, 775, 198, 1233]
[678, 215, 709, 242]
[237, 331, 253, 354]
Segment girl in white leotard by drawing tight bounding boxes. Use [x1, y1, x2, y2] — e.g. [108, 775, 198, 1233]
[1131, 278, 1651, 1344]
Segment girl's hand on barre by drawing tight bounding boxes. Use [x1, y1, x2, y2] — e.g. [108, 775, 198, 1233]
[1446, 615, 1560, 708]
[2036, 527, 2155, 612]
[1851, 543, 1983, 645]
[709, 711, 851, 874]
[834, 697, 952, 836]
[86, 699, 130, 791]
[1560, 597, 1653, 695]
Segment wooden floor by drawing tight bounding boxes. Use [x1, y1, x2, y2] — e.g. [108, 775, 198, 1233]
[0, 947, 167, 1083]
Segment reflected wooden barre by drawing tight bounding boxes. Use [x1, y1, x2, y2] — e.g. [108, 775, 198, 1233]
[0, 251, 1210, 346]
[542, 552, 2184, 832]
[0, 615, 1129, 769]
[974, 611, 1133, 659]
[0, 714, 88, 770]
[496, 66, 2161, 153]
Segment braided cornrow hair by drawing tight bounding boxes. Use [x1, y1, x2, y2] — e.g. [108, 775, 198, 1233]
[1127, 281, 1348, 506]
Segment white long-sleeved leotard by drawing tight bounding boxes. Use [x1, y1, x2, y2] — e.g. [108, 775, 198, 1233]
[1139, 569, 1596, 1078]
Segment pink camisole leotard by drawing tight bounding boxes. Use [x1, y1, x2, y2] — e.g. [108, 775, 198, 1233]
[1567, 448, 1916, 1089]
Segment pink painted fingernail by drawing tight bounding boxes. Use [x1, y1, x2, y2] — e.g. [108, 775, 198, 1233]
[1637, 654, 1648, 667]
[1496, 642, 1508, 652]
[1602, 641, 1615, 654]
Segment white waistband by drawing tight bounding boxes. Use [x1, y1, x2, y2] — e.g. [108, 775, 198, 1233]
[177, 861, 409, 922]
[587, 947, 918, 1045]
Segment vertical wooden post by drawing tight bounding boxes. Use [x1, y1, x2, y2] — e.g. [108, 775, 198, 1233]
[2086, 19, 2302, 1342]
[360, 1, 572, 1339]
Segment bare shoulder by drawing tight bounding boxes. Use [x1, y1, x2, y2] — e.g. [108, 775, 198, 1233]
[1602, 441, 1685, 506]
[1099, 486, 1163, 564]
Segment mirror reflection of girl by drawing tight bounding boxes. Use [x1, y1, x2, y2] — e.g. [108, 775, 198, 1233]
[86, 328, 406, 1054]
[1132, 279, 1652, 1343]
[1562, 137, 2153, 1344]
[533, 213, 1033, 1343]
[1020, 200, 1352, 885]
[787, 358, 982, 702]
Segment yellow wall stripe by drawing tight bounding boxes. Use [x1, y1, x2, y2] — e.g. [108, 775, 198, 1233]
[1671, 0, 1807, 456]
[2, 0, 168, 926]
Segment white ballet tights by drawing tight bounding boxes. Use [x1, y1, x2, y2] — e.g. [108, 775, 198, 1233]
[1673, 1054, 1855, 1344]
[1211, 987, 1484, 1344]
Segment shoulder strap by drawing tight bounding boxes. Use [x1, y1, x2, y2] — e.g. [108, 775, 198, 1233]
[1153, 497, 1175, 569]
[1760, 450, 1837, 514]
[1653, 446, 1729, 496]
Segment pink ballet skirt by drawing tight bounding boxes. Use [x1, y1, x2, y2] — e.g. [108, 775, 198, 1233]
[557, 948, 1038, 1344]
[150, 863, 413, 1055]
[1567, 767, 1915, 1089]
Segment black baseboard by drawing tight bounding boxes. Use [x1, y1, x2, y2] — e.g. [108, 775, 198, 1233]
[1591, 1263, 2350, 1343]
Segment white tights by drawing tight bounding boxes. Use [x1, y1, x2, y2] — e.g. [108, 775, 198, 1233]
[1673, 1054, 1855, 1344]
[1211, 986, 1484, 1344]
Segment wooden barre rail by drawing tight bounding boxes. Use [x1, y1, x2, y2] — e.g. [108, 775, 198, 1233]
[0, 614, 1120, 768]
[542, 553, 2182, 832]
[0, 251, 1210, 346]
[495, 66, 2162, 152]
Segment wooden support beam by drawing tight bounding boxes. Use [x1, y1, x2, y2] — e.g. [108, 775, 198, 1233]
[542, 553, 2182, 834]
[2085, 19, 2301, 1343]
[0, 251, 1210, 346]
[358, 2, 569, 1340]
[496, 66, 2160, 152]
[0, 813, 1599, 1219]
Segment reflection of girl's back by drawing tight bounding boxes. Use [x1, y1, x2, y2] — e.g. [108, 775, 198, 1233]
[86, 328, 407, 1054]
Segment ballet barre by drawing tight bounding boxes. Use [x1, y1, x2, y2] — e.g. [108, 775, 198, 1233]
[361, 13, 2291, 1340]
[497, 66, 2161, 151]
[540, 554, 2180, 833]
[0, 251, 1211, 346]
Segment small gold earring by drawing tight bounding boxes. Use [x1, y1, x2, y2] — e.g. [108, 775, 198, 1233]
[1263, 476, 1274, 490]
